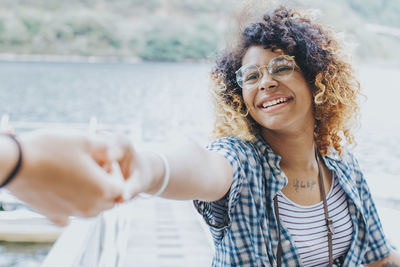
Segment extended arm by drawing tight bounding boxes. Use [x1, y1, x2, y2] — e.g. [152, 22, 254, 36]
[125, 138, 233, 202]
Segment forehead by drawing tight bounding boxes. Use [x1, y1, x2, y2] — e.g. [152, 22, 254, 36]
[241, 46, 282, 66]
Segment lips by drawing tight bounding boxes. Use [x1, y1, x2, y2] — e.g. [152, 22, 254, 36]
[258, 96, 293, 109]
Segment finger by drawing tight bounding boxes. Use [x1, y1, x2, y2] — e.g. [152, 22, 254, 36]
[70, 149, 126, 215]
[103, 161, 113, 174]
[101, 134, 126, 161]
[88, 136, 110, 164]
[115, 195, 124, 203]
[94, 197, 120, 215]
[49, 216, 70, 227]
[122, 171, 143, 200]
[107, 135, 135, 179]
[88, 134, 134, 179]
[81, 197, 120, 217]
[85, 156, 125, 201]
[118, 154, 134, 180]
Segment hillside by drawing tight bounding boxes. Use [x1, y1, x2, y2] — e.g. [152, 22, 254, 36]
[0, 0, 399, 62]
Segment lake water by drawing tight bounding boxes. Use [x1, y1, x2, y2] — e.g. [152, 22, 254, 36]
[0, 61, 399, 174]
[0, 61, 399, 265]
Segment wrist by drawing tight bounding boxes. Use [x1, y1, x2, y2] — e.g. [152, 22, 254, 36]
[142, 152, 169, 196]
[7, 133, 45, 190]
[0, 135, 19, 185]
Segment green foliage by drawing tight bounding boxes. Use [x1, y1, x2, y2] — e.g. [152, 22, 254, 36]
[0, 0, 398, 62]
[66, 19, 121, 48]
[22, 18, 41, 35]
[138, 22, 218, 61]
[170, 0, 233, 13]
[0, 20, 4, 42]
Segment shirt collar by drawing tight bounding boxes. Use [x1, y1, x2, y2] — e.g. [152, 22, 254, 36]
[254, 134, 287, 194]
[254, 134, 342, 163]
[253, 135, 363, 212]
[321, 154, 366, 221]
[325, 150, 342, 162]
[253, 134, 281, 164]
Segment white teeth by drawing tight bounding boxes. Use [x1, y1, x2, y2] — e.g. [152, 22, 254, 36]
[262, 97, 288, 108]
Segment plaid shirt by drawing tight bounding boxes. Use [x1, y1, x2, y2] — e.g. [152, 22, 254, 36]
[194, 135, 393, 266]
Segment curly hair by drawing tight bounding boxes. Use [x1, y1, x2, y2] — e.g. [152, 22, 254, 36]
[210, 5, 361, 156]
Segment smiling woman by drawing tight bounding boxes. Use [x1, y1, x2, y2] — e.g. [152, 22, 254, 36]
[118, 3, 400, 267]
[210, 8, 361, 157]
[197, 6, 393, 266]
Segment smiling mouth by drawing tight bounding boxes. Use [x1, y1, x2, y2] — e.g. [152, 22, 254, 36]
[260, 97, 293, 109]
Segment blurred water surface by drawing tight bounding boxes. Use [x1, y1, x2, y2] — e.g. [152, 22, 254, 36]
[0, 61, 398, 173]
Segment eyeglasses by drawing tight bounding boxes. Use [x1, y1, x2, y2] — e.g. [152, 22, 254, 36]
[236, 55, 297, 89]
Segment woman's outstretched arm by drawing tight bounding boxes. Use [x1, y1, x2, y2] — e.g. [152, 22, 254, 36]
[125, 139, 233, 202]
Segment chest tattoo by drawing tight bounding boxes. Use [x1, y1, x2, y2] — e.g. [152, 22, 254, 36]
[293, 179, 317, 192]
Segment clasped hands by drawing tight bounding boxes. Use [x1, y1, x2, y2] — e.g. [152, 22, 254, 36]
[5, 129, 150, 226]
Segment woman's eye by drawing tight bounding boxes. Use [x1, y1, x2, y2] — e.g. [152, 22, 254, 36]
[274, 66, 291, 73]
[245, 73, 259, 82]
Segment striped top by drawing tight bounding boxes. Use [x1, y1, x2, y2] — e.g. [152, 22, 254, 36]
[194, 135, 392, 266]
[277, 174, 353, 266]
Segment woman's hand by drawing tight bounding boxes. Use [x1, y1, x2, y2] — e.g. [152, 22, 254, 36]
[123, 151, 167, 200]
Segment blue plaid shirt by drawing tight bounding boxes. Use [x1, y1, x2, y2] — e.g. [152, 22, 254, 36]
[194, 135, 393, 266]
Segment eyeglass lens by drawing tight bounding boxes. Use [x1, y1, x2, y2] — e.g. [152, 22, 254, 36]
[236, 55, 295, 89]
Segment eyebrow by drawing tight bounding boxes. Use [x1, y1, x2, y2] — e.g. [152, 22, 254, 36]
[243, 56, 295, 67]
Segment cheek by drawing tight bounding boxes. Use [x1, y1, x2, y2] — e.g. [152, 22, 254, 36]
[303, 87, 314, 107]
[289, 79, 313, 106]
[242, 91, 259, 122]
[242, 90, 255, 110]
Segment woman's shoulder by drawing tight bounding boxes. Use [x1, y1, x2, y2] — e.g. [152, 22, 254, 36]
[326, 149, 365, 187]
[207, 136, 263, 161]
[207, 136, 257, 151]
[337, 150, 361, 172]
[325, 149, 360, 169]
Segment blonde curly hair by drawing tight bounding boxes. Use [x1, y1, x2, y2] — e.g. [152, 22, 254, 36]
[210, 6, 361, 156]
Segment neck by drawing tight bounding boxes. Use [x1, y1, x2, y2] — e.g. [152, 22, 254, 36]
[260, 125, 317, 172]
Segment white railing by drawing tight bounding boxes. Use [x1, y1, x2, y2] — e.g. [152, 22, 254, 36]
[42, 203, 132, 267]
[1, 114, 136, 135]
[1, 113, 135, 266]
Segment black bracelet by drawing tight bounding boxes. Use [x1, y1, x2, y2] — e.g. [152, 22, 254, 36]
[0, 134, 23, 188]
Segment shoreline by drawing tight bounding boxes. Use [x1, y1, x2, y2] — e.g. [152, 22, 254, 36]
[0, 53, 212, 64]
[0, 53, 142, 64]
[0, 53, 399, 68]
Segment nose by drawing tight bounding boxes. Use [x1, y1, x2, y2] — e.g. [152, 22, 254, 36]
[258, 69, 278, 91]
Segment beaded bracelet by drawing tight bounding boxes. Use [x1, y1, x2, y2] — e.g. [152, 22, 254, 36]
[0, 134, 23, 188]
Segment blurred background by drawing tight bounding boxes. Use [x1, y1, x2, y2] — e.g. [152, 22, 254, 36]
[0, 0, 399, 63]
[0, 0, 399, 266]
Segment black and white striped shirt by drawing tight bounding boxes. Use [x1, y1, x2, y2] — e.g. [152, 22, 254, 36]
[277, 174, 353, 267]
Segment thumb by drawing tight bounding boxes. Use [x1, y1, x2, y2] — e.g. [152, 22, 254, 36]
[87, 158, 125, 202]
[49, 216, 70, 227]
[92, 134, 134, 180]
[122, 170, 144, 200]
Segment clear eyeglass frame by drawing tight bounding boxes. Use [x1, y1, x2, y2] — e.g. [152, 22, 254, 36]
[236, 55, 297, 90]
